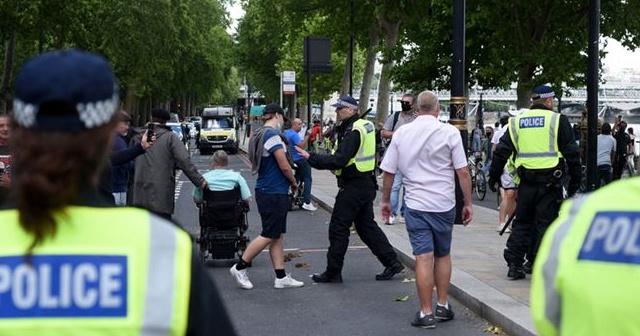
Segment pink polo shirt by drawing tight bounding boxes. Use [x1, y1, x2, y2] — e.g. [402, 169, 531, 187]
[380, 114, 467, 212]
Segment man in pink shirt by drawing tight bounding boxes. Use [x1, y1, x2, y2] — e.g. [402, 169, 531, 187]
[380, 90, 473, 329]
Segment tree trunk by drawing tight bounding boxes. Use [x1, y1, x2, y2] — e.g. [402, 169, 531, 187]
[0, 32, 17, 114]
[340, 47, 351, 96]
[516, 64, 535, 108]
[358, 24, 380, 114]
[376, 20, 400, 126]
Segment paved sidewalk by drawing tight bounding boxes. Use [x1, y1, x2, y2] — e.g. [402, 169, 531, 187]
[237, 128, 535, 336]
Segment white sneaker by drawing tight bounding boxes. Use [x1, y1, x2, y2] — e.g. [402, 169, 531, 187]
[398, 216, 405, 224]
[230, 264, 253, 289]
[385, 215, 396, 225]
[302, 203, 317, 211]
[496, 223, 503, 232]
[274, 274, 305, 289]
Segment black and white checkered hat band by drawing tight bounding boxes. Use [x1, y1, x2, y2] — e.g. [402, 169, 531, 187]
[533, 91, 555, 99]
[13, 91, 119, 130]
[337, 99, 358, 109]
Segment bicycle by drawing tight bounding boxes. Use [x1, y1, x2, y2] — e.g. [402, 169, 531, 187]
[468, 152, 487, 201]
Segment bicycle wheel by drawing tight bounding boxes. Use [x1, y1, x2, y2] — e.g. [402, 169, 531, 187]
[475, 172, 487, 201]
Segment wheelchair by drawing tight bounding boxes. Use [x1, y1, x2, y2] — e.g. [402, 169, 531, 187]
[197, 186, 250, 261]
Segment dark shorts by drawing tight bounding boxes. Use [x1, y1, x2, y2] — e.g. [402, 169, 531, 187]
[405, 207, 455, 257]
[255, 191, 288, 239]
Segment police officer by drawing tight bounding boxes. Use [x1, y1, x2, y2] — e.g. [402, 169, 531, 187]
[531, 181, 640, 335]
[489, 85, 581, 280]
[296, 96, 404, 283]
[0, 50, 236, 335]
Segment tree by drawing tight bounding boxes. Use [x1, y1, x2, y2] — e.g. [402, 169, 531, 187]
[392, 0, 640, 108]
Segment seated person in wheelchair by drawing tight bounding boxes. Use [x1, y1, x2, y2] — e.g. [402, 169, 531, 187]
[193, 150, 252, 206]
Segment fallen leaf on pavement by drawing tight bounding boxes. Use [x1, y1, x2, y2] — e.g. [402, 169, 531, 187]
[294, 262, 311, 269]
[395, 295, 410, 302]
[483, 324, 506, 334]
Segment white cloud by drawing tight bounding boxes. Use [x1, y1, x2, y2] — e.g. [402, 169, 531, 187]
[226, 2, 245, 35]
[603, 38, 640, 70]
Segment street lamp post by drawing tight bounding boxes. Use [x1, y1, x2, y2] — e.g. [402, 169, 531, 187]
[451, 0, 466, 224]
[585, 0, 600, 192]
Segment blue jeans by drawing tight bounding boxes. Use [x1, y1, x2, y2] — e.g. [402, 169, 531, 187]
[294, 159, 312, 204]
[390, 172, 405, 217]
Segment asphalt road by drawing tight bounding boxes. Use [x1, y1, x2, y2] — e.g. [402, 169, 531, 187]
[171, 148, 501, 336]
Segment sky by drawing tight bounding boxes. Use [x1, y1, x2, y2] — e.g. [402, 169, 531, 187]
[225, 4, 639, 71]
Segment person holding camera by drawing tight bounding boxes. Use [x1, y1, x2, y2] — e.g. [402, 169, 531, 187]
[132, 108, 206, 220]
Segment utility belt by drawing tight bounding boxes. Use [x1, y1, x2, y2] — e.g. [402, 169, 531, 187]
[517, 165, 564, 184]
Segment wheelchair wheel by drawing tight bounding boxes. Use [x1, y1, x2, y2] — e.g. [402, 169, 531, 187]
[475, 173, 487, 201]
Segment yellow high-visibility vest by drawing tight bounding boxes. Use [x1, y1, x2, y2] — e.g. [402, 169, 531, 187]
[0, 207, 192, 336]
[531, 178, 640, 336]
[508, 109, 563, 170]
[336, 119, 376, 176]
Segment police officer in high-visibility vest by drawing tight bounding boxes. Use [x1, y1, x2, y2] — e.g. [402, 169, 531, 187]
[296, 96, 404, 283]
[489, 85, 581, 280]
[531, 180, 640, 335]
[0, 50, 236, 335]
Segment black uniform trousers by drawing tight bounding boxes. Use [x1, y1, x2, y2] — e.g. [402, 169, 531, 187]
[325, 180, 398, 275]
[503, 181, 563, 266]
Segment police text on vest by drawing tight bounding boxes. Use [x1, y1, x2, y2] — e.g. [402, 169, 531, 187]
[579, 212, 640, 265]
[0, 255, 127, 318]
[519, 116, 545, 128]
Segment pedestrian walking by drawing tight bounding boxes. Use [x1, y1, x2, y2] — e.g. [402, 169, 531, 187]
[0, 49, 236, 335]
[612, 120, 629, 180]
[531, 178, 640, 335]
[380, 90, 473, 329]
[380, 92, 417, 224]
[230, 103, 305, 290]
[489, 85, 581, 280]
[596, 123, 616, 188]
[492, 115, 517, 233]
[296, 95, 404, 283]
[132, 108, 206, 220]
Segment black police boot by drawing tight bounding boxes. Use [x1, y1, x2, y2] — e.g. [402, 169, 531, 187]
[507, 263, 526, 280]
[523, 260, 533, 275]
[376, 262, 405, 281]
[311, 271, 343, 283]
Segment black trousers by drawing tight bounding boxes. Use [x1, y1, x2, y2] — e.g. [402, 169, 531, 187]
[504, 181, 562, 266]
[325, 181, 398, 275]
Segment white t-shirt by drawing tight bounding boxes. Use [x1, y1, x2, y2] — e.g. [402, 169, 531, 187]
[491, 126, 506, 145]
[380, 115, 467, 212]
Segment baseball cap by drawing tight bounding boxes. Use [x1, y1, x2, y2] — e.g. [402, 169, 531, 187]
[263, 103, 289, 122]
[331, 96, 358, 110]
[13, 49, 119, 131]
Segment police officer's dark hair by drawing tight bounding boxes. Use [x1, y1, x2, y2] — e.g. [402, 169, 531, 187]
[12, 103, 117, 256]
[601, 122, 611, 135]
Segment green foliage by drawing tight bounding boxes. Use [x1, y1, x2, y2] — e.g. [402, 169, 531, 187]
[0, 0, 238, 115]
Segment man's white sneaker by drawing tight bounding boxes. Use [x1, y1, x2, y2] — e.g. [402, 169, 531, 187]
[302, 203, 317, 211]
[230, 264, 253, 289]
[274, 274, 305, 289]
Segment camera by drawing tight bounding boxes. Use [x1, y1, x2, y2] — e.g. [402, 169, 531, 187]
[146, 123, 154, 143]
